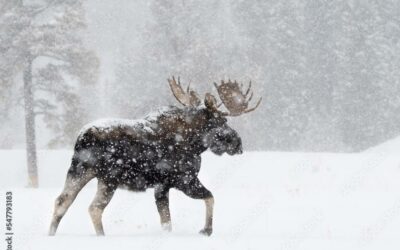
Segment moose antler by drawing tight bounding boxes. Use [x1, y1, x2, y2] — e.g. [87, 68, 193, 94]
[167, 76, 261, 115]
[168, 76, 201, 107]
[213, 80, 262, 116]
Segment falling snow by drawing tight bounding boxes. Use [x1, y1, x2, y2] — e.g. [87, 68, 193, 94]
[1, 1, 400, 250]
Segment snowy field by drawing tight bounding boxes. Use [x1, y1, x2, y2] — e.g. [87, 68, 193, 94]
[1, 146, 400, 250]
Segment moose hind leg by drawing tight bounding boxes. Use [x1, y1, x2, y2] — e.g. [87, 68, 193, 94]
[177, 178, 214, 236]
[88, 180, 116, 236]
[154, 185, 172, 231]
[49, 167, 94, 236]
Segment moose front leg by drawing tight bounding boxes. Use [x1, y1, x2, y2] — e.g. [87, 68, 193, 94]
[154, 185, 172, 231]
[177, 178, 214, 236]
[202, 196, 214, 236]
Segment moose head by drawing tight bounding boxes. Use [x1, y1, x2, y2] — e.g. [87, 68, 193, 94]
[166, 76, 262, 156]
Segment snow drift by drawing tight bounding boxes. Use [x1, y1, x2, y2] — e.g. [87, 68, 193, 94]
[1, 149, 400, 250]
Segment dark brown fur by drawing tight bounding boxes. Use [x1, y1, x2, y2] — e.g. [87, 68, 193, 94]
[49, 106, 242, 236]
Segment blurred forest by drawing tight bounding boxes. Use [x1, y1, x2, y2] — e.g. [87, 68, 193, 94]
[1, 0, 400, 152]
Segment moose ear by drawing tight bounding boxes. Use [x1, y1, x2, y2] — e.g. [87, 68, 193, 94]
[204, 93, 218, 111]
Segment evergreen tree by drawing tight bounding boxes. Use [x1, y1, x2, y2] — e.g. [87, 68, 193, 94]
[0, 0, 99, 187]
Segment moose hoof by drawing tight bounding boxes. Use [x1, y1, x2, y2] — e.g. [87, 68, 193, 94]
[96, 231, 105, 236]
[48, 228, 56, 236]
[162, 223, 172, 232]
[199, 228, 212, 236]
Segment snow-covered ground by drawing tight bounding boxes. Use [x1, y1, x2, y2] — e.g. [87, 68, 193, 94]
[1, 146, 400, 250]
[365, 136, 400, 155]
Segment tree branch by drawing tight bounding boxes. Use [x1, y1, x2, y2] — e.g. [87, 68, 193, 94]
[39, 53, 68, 63]
[29, 0, 67, 17]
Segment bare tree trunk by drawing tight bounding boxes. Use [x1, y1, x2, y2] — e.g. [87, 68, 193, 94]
[23, 57, 38, 188]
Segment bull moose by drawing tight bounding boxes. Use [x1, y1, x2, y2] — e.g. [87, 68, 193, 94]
[49, 77, 261, 236]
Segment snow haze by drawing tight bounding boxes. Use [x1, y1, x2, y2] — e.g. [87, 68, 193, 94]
[1, 0, 400, 151]
[1, 1, 400, 250]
